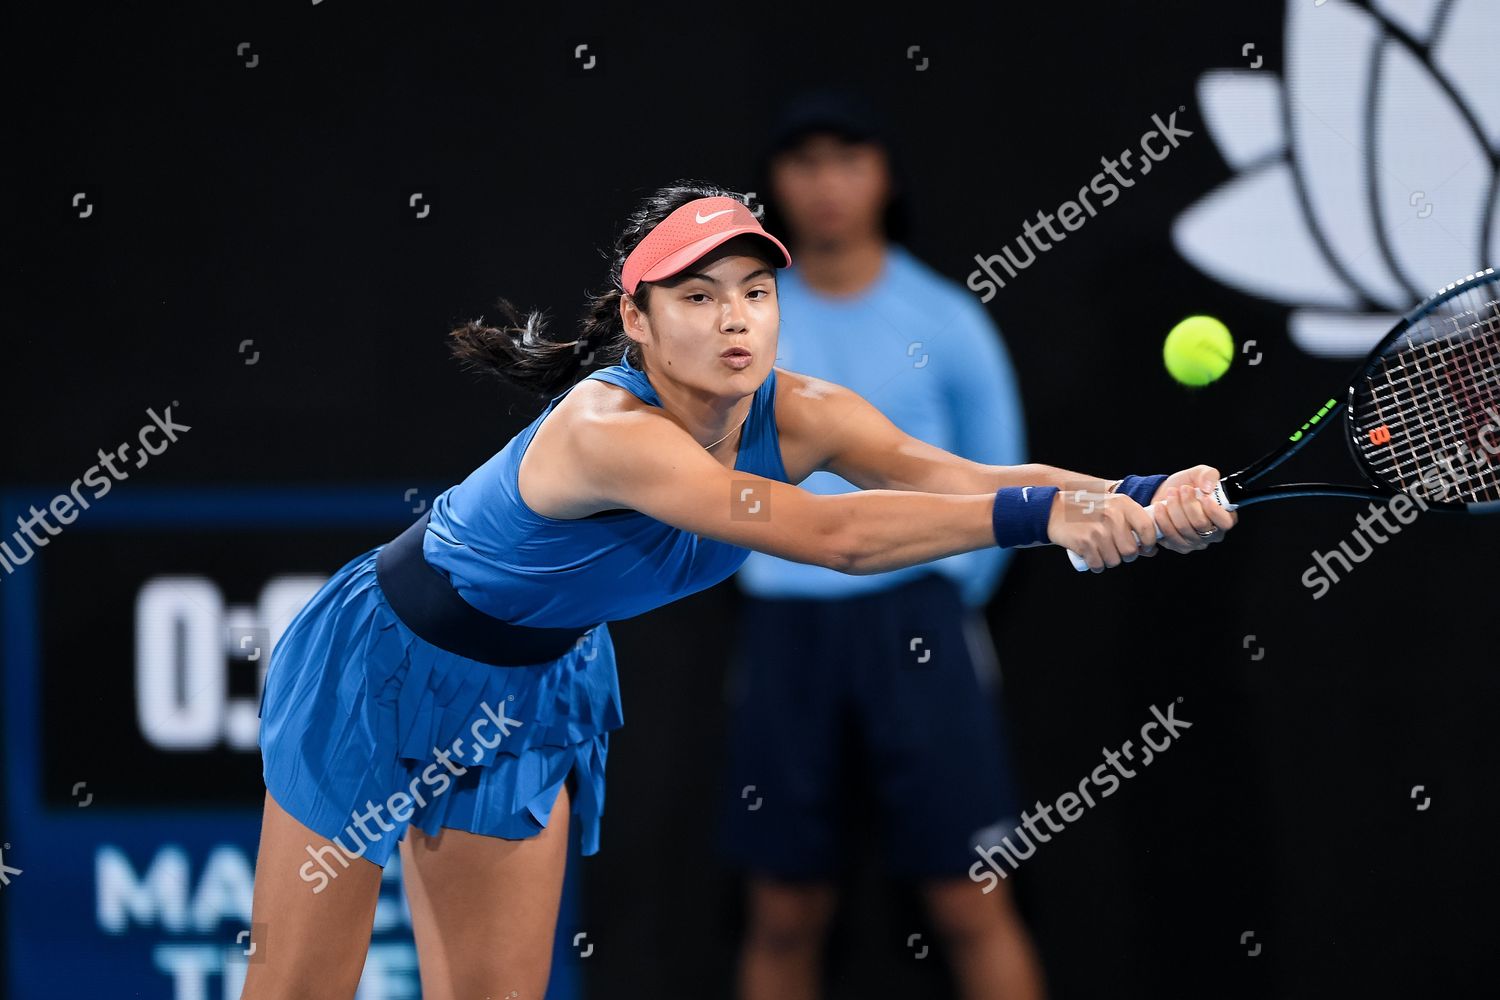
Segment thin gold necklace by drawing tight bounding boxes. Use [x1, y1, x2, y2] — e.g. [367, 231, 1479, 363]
[705, 408, 750, 450]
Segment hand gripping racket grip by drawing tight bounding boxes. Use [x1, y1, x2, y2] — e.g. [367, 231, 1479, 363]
[1065, 482, 1234, 572]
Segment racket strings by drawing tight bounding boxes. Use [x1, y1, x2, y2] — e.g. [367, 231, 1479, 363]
[1361, 296, 1500, 415]
[1357, 341, 1460, 489]
[1380, 324, 1499, 500]
[1363, 327, 1498, 474]
[1354, 287, 1500, 504]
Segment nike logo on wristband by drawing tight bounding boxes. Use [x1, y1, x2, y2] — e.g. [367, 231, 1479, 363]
[1022, 487, 1032, 502]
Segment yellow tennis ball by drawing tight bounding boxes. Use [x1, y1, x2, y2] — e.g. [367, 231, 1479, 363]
[1163, 315, 1234, 387]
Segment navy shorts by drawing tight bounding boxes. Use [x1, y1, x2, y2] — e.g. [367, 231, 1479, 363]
[720, 573, 1022, 880]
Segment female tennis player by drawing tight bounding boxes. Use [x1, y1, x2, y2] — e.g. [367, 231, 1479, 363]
[242, 181, 1237, 1000]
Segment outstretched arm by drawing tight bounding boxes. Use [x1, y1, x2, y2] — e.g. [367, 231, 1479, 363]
[777, 367, 1237, 558]
[569, 403, 1001, 573]
[778, 367, 1112, 496]
[568, 398, 1171, 574]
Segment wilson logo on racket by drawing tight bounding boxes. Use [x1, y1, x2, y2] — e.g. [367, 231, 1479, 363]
[1288, 398, 1338, 443]
[1368, 425, 1392, 446]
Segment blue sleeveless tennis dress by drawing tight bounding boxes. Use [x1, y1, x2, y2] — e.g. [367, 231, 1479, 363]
[258, 351, 790, 867]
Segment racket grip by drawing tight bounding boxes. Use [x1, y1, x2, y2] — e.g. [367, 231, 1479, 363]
[1065, 482, 1231, 572]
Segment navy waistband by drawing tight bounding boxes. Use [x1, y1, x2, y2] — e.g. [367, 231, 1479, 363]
[375, 512, 594, 667]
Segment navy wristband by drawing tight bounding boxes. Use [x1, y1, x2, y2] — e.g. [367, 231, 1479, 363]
[991, 486, 1059, 548]
[1115, 474, 1170, 507]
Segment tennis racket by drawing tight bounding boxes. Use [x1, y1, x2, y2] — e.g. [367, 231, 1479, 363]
[1066, 267, 1500, 571]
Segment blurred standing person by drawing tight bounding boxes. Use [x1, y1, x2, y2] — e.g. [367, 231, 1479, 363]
[721, 90, 1048, 1000]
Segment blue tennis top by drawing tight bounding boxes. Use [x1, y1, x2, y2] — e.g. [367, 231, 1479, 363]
[422, 350, 791, 630]
[736, 243, 1028, 608]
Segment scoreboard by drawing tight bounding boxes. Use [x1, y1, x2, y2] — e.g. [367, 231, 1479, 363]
[0, 488, 582, 999]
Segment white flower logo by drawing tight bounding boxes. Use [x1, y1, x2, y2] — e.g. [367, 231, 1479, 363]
[1172, 0, 1498, 358]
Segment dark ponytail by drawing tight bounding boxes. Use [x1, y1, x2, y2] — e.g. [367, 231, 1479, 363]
[448, 294, 632, 399]
[449, 179, 754, 399]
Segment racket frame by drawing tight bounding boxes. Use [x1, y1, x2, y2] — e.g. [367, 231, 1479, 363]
[1218, 268, 1498, 512]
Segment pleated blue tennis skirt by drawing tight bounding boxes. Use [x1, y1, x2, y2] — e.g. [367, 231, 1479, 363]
[257, 545, 623, 868]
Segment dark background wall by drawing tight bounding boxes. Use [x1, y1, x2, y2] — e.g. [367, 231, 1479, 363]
[6, 2, 1496, 998]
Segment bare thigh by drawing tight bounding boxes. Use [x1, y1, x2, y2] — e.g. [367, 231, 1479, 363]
[240, 790, 384, 1000]
[401, 780, 572, 1000]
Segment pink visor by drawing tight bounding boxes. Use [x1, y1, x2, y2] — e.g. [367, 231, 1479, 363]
[621, 196, 792, 295]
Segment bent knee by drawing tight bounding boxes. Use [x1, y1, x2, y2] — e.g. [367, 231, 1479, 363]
[923, 879, 1016, 942]
[745, 880, 836, 951]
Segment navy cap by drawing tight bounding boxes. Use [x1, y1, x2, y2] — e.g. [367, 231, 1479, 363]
[763, 88, 891, 156]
